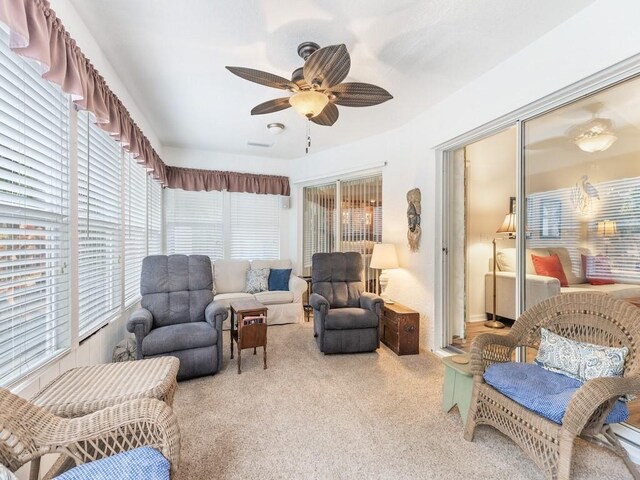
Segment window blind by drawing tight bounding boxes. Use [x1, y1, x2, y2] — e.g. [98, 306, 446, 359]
[229, 192, 280, 259]
[302, 183, 337, 276]
[165, 189, 224, 259]
[124, 153, 147, 305]
[77, 110, 122, 338]
[147, 178, 162, 256]
[0, 31, 70, 385]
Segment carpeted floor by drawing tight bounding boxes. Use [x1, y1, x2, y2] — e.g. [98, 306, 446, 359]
[173, 322, 632, 479]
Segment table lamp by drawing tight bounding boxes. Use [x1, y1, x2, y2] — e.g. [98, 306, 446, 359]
[485, 213, 516, 329]
[370, 243, 399, 303]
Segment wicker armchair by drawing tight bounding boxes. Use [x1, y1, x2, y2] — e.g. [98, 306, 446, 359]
[464, 292, 640, 480]
[0, 388, 181, 478]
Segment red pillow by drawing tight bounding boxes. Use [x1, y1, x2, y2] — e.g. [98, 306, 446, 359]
[531, 253, 569, 287]
[581, 254, 615, 285]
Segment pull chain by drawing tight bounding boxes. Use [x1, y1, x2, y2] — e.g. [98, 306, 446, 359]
[306, 119, 311, 154]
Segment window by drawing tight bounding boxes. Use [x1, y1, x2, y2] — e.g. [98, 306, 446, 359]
[147, 177, 163, 255]
[165, 189, 280, 260]
[229, 192, 280, 259]
[166, 189, 224, 259]
[77, 111, 122, 338]
[0, 31, 70, 385]
[124, 153, 147, 305]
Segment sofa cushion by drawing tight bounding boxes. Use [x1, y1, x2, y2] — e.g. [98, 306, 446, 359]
[213, 292, 254, 309]
[536, 328, 627, 382]
[245, 268, 269, 294]
[255, 291, 294, 305]
[312, 252, 364, 308]
[251, 259, 292, 271]
[324, 308, 379, 330]
[483, 362, 628, 425]
[54, 447, 169, 480]
[142, 322, 217, 356]
[496, 248, 549, 274]
[213, 260, 250, 294]
[581, 254, 615, 285]
[562, 283, 640, 299]
[548, 247, 585, 285]
[268, 268, 291, 291]
[532, 253, 569, 287]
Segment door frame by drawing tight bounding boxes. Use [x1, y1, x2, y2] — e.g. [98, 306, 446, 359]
[434, 52, 640, 455]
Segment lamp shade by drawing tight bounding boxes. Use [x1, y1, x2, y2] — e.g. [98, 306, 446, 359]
[597, 220, 618, 236]
[289, 91, 329, 118]
[370, 243, 399, 270]
[575, 132, 617, 153]
[496, 213, 517, 235]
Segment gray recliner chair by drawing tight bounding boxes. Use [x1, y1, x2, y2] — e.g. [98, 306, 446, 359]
[127, 254, 227, 380]
[310, 252, 384, 354]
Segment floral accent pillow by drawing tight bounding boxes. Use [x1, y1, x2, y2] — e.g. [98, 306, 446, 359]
[245, 268, 270, 294]
[535, 328, 628, 382]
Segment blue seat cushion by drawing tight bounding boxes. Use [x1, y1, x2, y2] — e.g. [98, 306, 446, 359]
[483, 362, 628, 425]
[324, 308, 379, 330]
[142, 321, 217, 356]
[54, 447, 169, 480]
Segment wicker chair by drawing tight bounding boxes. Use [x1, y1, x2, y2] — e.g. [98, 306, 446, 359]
[0, 388, 181, 479]
[464, 292, 640, 480]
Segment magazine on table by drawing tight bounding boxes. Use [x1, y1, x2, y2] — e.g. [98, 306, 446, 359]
[242, 315, 266, 326]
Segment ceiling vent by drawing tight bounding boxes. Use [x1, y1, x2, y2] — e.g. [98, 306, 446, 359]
[247, 141, 273, 148]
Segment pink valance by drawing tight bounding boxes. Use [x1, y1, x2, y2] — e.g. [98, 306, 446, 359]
[165, 166, 290, 196]
[0, 0, 290, 197]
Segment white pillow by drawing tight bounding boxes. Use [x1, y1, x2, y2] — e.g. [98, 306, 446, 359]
[535, 328, 628, 382]
[244, 268, 269, 294]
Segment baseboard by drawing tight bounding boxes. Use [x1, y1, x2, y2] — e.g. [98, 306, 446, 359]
[468, 314, 487, 323]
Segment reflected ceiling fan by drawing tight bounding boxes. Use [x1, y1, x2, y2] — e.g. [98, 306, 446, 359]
[225, 42, 393, 128]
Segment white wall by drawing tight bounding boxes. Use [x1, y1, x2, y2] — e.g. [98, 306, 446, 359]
[288, 0, 640, 352]
[465, 128, 517, 322]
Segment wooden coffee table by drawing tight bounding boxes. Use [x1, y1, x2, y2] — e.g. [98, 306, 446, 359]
[230, 299, 268, 374]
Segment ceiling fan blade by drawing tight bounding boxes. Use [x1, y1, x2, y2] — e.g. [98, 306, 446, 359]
[226, 66, 298, 91]
[310, 103, 339, 126]
[327, 82, 393, 107]
[303, 44, 350, 90]
[251, 98, 292, 115]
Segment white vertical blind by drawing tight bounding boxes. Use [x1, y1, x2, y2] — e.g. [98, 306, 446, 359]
[124, 153, 147, 305]
[302, 183, 337, 276]
[0, 30, 70, 385]
[229, 192, 280, 259]
[165, 189, 224, 259]
[77, 110, 122, 338]
[147, 177, 162, 256]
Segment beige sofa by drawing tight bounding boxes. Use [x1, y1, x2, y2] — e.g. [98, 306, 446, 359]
[212, 259, 307, 325]
[485, 247, 640, 321]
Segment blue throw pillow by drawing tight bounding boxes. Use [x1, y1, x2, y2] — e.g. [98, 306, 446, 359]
[268, 268, 291, 291]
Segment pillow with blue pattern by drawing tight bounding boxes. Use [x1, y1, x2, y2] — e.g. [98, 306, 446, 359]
[535, 327, 628, 383]
[245, 268, 269, 294]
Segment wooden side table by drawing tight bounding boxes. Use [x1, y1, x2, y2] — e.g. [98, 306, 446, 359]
[380, 302, 419, 355]
[442, 355, 473, 425]
[230, 299, 268, 374]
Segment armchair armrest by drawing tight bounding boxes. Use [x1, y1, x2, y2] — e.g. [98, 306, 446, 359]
[40, 398, 181, 478]
[360, 292, 383, 315]
[310, 293, 330, 315]
[126, 308, 153, 336]
[205, 301, 228, 330]
[126, 308, 153, 360]
[469, 333, 518, 376]
[562, 375, 640, 436]
[289, 275, 308, 303]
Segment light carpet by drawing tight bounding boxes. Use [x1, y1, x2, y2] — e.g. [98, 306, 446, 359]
[173, 322, 632, 479]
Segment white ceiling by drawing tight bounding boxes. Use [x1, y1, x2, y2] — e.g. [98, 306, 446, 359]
[67, 0, 595, 160]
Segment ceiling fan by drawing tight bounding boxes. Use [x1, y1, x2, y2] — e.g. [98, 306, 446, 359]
[225, 42, 393, 127]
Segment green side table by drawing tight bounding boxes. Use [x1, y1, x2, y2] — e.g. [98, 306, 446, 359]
[441, 354, 473, 425]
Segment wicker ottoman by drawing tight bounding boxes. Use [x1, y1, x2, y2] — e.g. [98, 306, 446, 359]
[30, 357, 179, 479]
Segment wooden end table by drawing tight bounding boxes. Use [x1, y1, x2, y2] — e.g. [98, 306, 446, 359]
[230, 299, 268, 374]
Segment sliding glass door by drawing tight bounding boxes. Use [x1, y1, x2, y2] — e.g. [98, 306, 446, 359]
[302, 174, 382, 292]
[523, 76, 640, 427]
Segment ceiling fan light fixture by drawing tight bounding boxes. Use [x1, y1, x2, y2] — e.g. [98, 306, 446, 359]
[574, 131, 617, 153]
[289, 90, 329, 118]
